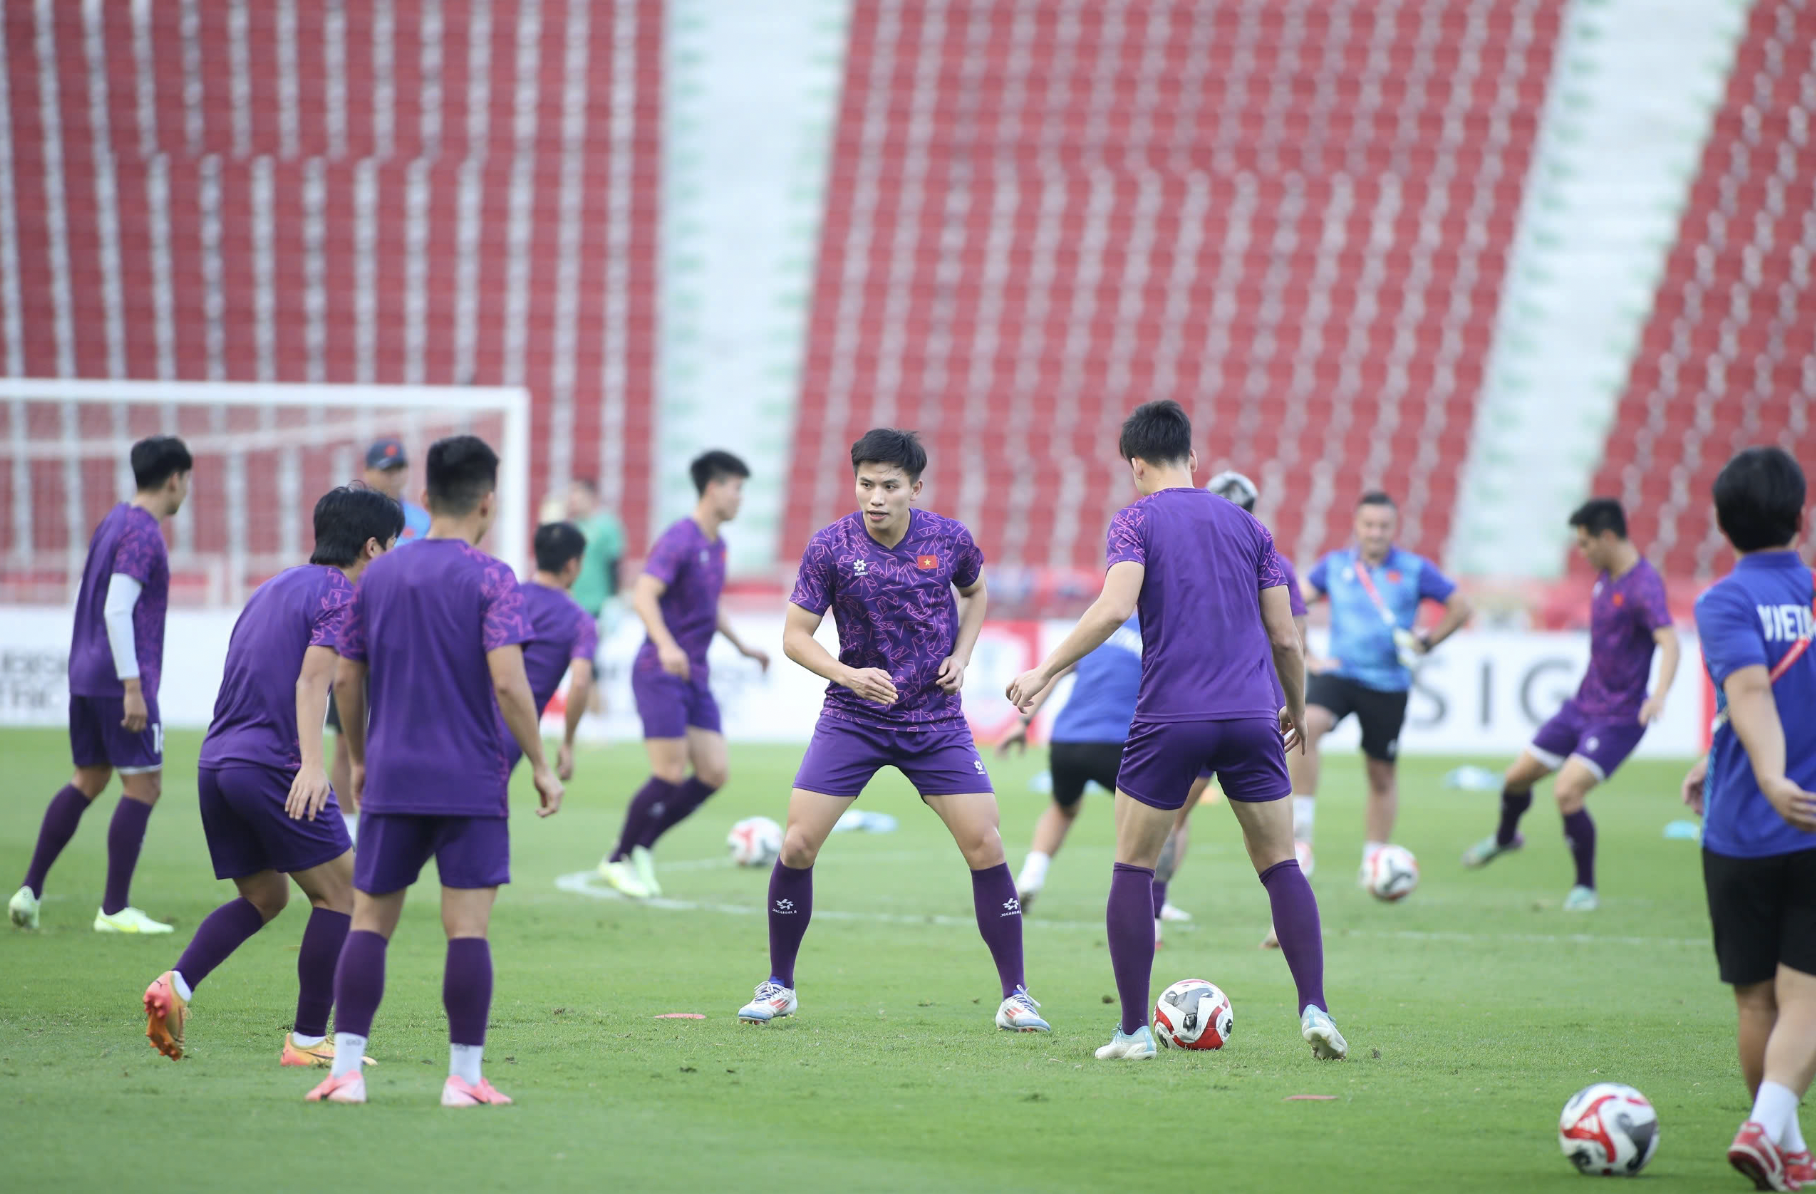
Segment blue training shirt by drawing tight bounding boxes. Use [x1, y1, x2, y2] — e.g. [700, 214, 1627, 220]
[1697, 550, 1816, 860]
[1050, 615, 1142, 743]
[396, 500, 432, 546]
[1307, 545, 1456, 693]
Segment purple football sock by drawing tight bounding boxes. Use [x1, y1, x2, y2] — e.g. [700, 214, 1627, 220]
[443, 938, 493, 1047]
[1151, 879, 1169, 919]
[1496, 785, 1533, 847]
[331, 929, 389, 1039]
[609, 777, 681, 862]
[1562, 809, 1596, 890]
[101, 797, 154, 915]
[970, 862, 1025, 998]
[22, 784, 91, 898]
[294, 908, 350, 1038]
[638, 776, 718, 849]
[1260, 858, 1327, 1015]
[766, 861, 813, 988]
[173, 897, 267, 991]
[1107, 862, 1155, 1036]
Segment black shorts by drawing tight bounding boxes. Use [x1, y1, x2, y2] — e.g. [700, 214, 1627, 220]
[1703, 846, 1816, 986]
[1049, 741, 1123, 808]
[1307, 673, 1408, 762]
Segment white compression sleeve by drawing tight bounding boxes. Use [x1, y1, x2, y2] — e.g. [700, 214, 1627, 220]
[103, 572, 143, 681]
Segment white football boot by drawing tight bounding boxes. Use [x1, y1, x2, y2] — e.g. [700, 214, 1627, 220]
[994, 987, 1051, 1032]
[737, 980, 797, 1025]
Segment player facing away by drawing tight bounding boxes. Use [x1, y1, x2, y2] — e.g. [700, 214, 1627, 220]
[1298, 492, 1472, 884]
[512, 521, 598, 782]
[11, 435, 192, 934]
[736, 428, 1050, 1033]
[306, 436, 564, 1107]
[1674, 448, 1816, 1189]
[1462, 499, 1679, 911]
[1008, 401, 1345, 1063]
[142, 485, 403, 1066]
[600, 451, 768, 898]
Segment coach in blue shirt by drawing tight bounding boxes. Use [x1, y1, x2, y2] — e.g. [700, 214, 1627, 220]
[1682, 446, 1816, 1187]
[1301, 491, 1472, 884]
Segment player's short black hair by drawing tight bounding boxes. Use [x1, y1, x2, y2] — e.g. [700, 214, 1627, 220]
[1714, 446, 1805, 553]
[690, 449, 751, 495]
[1357, 490, 1397, 511]
[425, 434, 499, 515]
[533, 520, 588, 573]
[850, 428, 927, 481]
[1118, 400, 1192, 465]
[1567, 497, 1628, 539]
[309, 484, 405, 566]
[131, 435, 192, 491]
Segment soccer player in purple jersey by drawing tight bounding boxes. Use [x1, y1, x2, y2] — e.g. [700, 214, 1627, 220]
[306, 436, 563, 1108]
[142, 485, 402, 1066]
[1009, 402, 1346, 1062]
[736, 429, 1050, 1033]
[1463, 499, 1679, 911]
[601, 451, 768, 899]
[11, 436, 191, 935]
[511, 521, 598, 781]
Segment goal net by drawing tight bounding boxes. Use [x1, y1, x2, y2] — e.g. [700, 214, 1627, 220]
[1, 379, 530, 607]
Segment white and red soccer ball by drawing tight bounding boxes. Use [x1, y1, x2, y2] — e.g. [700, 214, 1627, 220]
[1365, 844, 1420, 902]
[1558, 1083, 1659, 1176]
[726, 817, 783, 868]
[1152, 979, 1234, 1051]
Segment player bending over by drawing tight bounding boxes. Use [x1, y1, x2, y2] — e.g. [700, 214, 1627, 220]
[1462, 499, 1678, 911]
[11, 436, 192, 934]
[601, 450, 768, 898]
[142, 485, 402, 1065]
[513, 522, 597, 783]
[1298, 491, 1471, 886]
[737, 429, 1048, 1033]
[306, 436, 563, 1107]
[1675, 447, 1816, 1190]
[1009, 401, 1344, 1062]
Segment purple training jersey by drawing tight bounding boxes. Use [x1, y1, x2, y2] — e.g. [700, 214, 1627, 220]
[1280, 553, 1308, 619]
[1107, 487, 1288, 723]
[518, 579, 598, 714]
[790, 509, 985, 730]
[1574, 558, 1671, 719]
[68, 504, 170, 701]
[340, 539, 532, 817]
[199, 565, 353, 773]
[633, 518, 727, 674]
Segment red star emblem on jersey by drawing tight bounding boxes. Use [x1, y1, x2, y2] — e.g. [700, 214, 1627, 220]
[916, 554, 939, 571]
[1386, 570, 1402, 583]
[1612, 593, 1625, 607]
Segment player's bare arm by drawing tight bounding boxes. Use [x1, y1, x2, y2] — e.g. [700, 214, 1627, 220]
[717, 606, 770, 672]
[332, 657, 369, 810]
[1262, 584, 1308, 752]
[1007, 561, 1143, 712]
[632, 572, 689, 680]
[489, 644, 564, 817]
[1639, 626, 1681, 725]
[286, 644, 340, 821]
[938, 574, 987, 694]
[558, 658, 594, 781]
[1681, 753, 1708, 816]
[997, 662, 1075, 756]
[1418, 590, 1473, 654]
[1722, 664, 1816, 832]
[782, 602, 897, 706]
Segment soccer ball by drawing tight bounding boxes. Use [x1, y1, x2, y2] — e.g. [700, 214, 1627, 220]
[726, 817, 783, 868]
[1365, 844, 1419, 902]
[1558, 1083, 1659, 1176]
[1152, 979, 1234, 1051]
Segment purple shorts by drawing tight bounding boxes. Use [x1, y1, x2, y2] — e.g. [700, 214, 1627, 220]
[631, 667, 722, 738]
[198, 765, 352, 880]
[1118, 717, 1290, 811]
[353, 813, 511, 893]
[793, 714, 993, 798]
[68, 693, 162, 773]
[1529, 698, 1647, 782]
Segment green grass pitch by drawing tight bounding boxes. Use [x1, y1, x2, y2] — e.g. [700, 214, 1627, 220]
[0, 727, 1748, 1191]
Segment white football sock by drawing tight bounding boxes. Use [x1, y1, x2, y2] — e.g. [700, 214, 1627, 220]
[289, 1031, 326, 1048]
[1753, 1081, 1800, 1142]
[171, 971, 195, 1002]
[1786, 1110, 1808, 1153]
[1017, 851, 1051, 893]
[330, 1033, 367, 1079]
[345, 813, 358, 845]
[1292, 796, 1316, 842]
[450, 1043, 484, 1084]
[1363, 841, 1386, 866]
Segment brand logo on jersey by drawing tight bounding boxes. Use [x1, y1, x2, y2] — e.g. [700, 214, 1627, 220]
[851, 559, 868, 576]
[973, 758, 985, 773]
[917, 554, 939, 571]
[1586, 736, 1600, 753]
[699, 549, 710, 565]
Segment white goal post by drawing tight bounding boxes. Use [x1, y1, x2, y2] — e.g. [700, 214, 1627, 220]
[2, 379, 530, 606]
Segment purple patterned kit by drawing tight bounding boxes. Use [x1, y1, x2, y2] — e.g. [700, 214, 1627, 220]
[503, 578, 598, 768]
